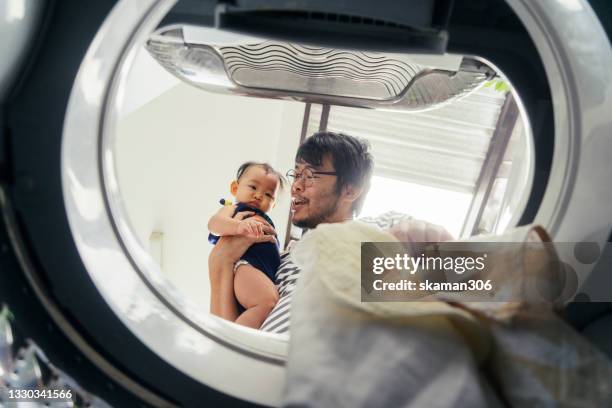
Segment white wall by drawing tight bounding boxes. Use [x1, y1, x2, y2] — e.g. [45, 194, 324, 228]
[115, 82, 303, 311]
[116, 48, 179, 119]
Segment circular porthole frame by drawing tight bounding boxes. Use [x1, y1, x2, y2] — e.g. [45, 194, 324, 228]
[62, 0, 287, 405]
[55, 0, 612, 406]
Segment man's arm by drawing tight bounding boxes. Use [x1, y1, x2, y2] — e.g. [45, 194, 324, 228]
[208, 213, 275, 320]
[208, 242, 240, 320]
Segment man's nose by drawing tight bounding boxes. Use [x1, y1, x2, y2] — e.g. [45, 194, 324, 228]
[291, 180, 303, 193]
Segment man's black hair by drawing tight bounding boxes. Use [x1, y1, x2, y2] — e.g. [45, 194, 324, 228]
[236, 161, 286, 191]
[295, 131, 373, 215]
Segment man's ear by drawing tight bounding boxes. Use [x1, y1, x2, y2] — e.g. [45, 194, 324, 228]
[342, 184, 364, 205]
[230, 180, 239, 196]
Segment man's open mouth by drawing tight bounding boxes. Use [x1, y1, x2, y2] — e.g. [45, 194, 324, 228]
[291, 197, 308, 211]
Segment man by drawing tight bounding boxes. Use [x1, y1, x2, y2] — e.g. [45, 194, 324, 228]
[208, 131, 452, 333]
[209, 132, 612, 407]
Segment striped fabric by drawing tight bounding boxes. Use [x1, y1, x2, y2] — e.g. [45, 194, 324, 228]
[259, 252, 298, 333]
[260, 212, 412, 334]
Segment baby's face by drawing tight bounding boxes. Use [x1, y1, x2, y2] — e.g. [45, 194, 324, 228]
[233, 166, 280, 213]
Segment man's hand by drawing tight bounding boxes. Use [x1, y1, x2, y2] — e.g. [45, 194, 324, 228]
[237, 218, 265, 238]
[388, 218, 454, 243]
[209, 211, 276, 266]
[388, 219, 454, 255]
[233, 211, 276, 238]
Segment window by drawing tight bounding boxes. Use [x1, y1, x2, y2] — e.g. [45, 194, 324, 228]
[300, 83, 531, 238]
[360, 175, 472, 238]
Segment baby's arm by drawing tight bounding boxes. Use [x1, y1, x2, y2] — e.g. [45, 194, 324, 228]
[208, 205, 241, 236]
[208, 206, 265, 237]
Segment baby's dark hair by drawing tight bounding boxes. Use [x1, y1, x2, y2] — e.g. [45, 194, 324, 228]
[236, 161, 286, 191]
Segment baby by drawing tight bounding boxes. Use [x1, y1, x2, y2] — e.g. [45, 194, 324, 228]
[208, 162, 285, 329]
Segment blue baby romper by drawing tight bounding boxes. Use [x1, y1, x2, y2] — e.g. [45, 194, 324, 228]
[208, 202, 281, 283]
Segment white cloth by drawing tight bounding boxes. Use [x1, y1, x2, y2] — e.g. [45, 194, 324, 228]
[283, 221, 612, 407]
[260, 212, 412, 334]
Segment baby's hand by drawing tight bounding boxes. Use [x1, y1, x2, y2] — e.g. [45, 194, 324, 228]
[236, 218, 264, 238]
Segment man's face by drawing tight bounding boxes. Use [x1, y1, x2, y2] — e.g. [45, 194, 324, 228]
[290, 155, 342, 229]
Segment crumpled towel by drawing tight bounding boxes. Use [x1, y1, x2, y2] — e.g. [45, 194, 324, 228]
[282, 221, 612, 407]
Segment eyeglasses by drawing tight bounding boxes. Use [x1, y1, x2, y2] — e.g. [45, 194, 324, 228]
[286, 168, 337, 187]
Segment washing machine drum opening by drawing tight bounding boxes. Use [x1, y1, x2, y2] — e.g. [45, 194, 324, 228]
[1, 0, 611, 406]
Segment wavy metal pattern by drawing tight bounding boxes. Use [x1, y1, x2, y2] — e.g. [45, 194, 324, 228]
[401, 70, 488, 109]
[146, 28, 492, 111]
[219, 42, 424, 100]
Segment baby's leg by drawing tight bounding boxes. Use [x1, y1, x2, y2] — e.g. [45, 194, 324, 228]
[234, 264, 279, 329]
